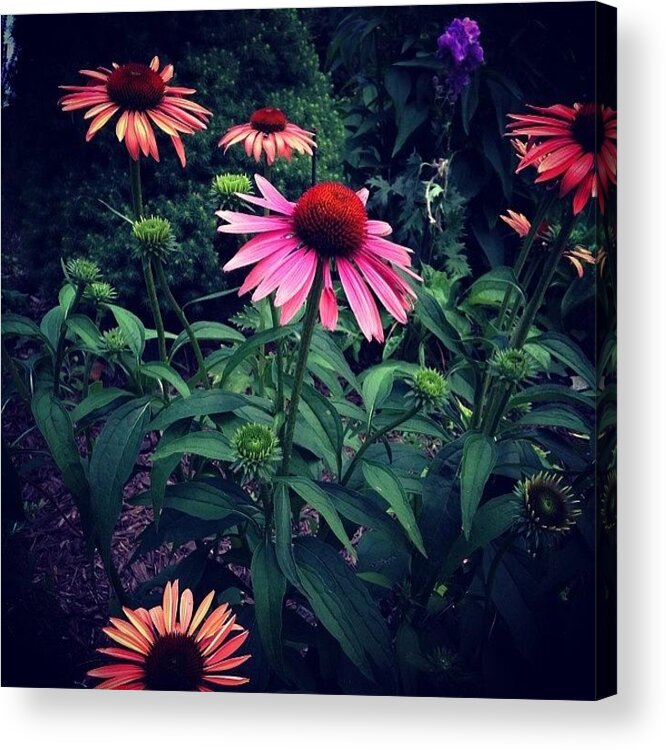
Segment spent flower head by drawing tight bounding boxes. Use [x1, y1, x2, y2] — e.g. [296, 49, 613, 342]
[66, 257, 102, 285]
[132, 216, 177, 262]
[514, 472, 582, 555]
[408, 367, 450, 411]
[489, 347, 537, 384]
[84, 281, 118, 305]
[231, 423, 282, 481]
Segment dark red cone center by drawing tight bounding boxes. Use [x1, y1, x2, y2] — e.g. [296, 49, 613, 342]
[250, 107, 287, 133]
[571, 104, 605, 154]
[143, 633, 204, 691]
[293, 182, 367, 258]
[107, 63, 165, 110]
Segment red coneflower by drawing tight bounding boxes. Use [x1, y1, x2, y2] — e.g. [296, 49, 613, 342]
[507, 103, 617, 215]
[218, 176, 420, 342]
[59, 56, 212, 167]
[218, 107, 316, 165]
[88, 581, 251, 691]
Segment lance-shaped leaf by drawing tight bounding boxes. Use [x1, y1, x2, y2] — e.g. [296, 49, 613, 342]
[89, 397, 152, 554]
[460, 432, 497, 538]
[251, 540, 286, 675]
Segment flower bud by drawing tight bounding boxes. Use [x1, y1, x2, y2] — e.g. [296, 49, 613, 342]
[66, 257, 102, 285]
[489, 347, 537, 384]
[84, 281, 118, 305]
[211, 173, 254, 211]
[101, 326, 127, 353]
[408, 367, 449, 411]
[132, 216, 177, 262]
[231, 423, 282, 481]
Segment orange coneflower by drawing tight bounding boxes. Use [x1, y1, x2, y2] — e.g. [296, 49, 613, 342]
[218, 107, 316, 165]
[88, 581, 251, 691]
[507, 103, 617, 215]
[59, 56, 212, 167]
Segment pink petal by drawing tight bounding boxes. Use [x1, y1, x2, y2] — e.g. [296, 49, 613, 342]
[354, 256, 409, 324]
[222, 231, 296, 272]
[216, 213, 292, 235]
[319, 262, 339, 330]
[337, 257, 384, 342]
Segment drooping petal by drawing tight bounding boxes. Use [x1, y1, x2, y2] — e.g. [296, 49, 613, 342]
[337, 257, 384, 342]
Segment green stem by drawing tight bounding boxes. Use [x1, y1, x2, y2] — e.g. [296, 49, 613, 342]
[142, 257, 167, 363]
[270, 300, 285, 417]
[82, 309, 103, 399]
[342, 404, 420, 485]
[129, 156, 143, 219]
[510, 211, 577, 349]
[310, 129, 318, 186]
[1, 339, 31, 402]
[280, 261, 324, 476]
[129, 157, 167, 363]
[154, 260, 209, 388]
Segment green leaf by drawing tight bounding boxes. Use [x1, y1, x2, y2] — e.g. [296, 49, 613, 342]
[392, 103, 428, 157]
[514, 405, 590, 434]
[385, 67, 411, 114]
[292, 379, 343, 477]
[361, 363, 397, 421]
[466, 267, 523, 307]
[251, 540, 286, 674]
[40, 306, 65, 354]
[70, 387, 133, 424]
[170, 321, 244, 358]
[1, 313, 44, 341]
[310, 329, 360, 392]
[31, 390, 90, 527]
[219, 324, 298, 387]
[143, 479, 261, 528]
[149, 420, 191, 521]
[107, 304, 145, 360]
[361, 461, 426, 557]
[294, 537, 395, 684]
[284, 477, 356, 560]
[182, 287, 240, 311]
[415, 289, 464, 353]
[530, 331, 595, 388]
[140, 362, 191, 398]
[66, 314, 102, 351]
[460, 432, 497, 539]
[315, 482, 405, 545]
[89, 397, 152, 553]
[273, 483, 299, 585]
[152, 430, 234, 464]
[442, 494, 518, 578]
[509, 384, 594, 411]
[59, 283, 77, 316]
[148, 390, 248, 432]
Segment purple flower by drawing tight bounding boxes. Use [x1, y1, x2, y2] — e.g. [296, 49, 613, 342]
[436, 17, 484, 98]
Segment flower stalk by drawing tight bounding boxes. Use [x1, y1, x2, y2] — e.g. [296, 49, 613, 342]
[129, 158, 168, 364]
[280, 261, 324, 476]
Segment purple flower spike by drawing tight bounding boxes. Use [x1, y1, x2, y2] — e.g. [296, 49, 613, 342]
[436, 17, 485, 98]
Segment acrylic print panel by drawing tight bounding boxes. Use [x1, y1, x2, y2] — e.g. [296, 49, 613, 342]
[1, 2, 616, 699]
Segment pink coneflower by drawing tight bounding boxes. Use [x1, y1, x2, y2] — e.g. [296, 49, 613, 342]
[507, 103, 617, 215]
[218, 107, 316, 165]
[218, 176, 419, 342]
[59, 56, 212, 167]
[87, 581, 250, 691]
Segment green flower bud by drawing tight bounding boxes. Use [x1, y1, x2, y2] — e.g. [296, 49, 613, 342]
[489, 347, 537, 384]
[132, 216, 177, 262]
[101, 326, 127, 353]
[408, 367, 449, 411]
[211, 173, 254, 210]
[84, 281, 118, 305]
[65, 257, 102, 285]
[514, 471, 581, 555]
[231, 423, 282, 481]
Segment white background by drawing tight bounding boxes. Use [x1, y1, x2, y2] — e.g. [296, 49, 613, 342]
[1, 0, 664, 746]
